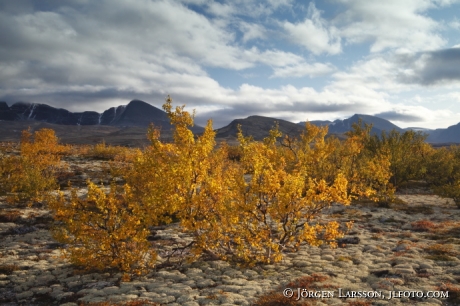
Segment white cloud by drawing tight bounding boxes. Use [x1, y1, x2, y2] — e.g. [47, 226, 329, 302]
[379, 104, 458, 129]
[450, 18, 460, 29]
[271, 62, 336, 78]
[245, 48, 304, 67]
[335, 0, 446, 53]
[239, 22, 266, 43]
[206, 2, 235, 17]
[1, 0, 460, 131]
[331, 55, 407, 92]
[281, 2, 341, 55]
[222, 0, 293, 18]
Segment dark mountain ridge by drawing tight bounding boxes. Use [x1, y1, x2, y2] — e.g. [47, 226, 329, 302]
[1, 100, 459, 143]
[222, 113, 459, 144]
[299, 114, 403, 135]
[215, 115, 305, 140]
[426, 122, 460, 143]
[0, 100, 204, 133]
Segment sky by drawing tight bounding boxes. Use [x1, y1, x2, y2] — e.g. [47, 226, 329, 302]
[1, 0, 460, 129]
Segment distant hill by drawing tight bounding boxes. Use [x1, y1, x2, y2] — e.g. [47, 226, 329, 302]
[298, 120, 332, 127]
[301, 114, 460, 143]
[298, 114, 460, 143]
[299, 114, 403, 135]
[0, 100, 204, 133]
[101, 100, 170, 127]
[255, 113, 460, 144]
[2, 99, 460, 143]
[215, 115, 304, 140]
[327, 114, 403, 135]
[0, 120, 169, 147]
[426, 122, 460, 143]
[216, 114, 429, 142]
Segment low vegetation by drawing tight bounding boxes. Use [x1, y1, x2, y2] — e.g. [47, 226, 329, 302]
[0, 128, 68, 205]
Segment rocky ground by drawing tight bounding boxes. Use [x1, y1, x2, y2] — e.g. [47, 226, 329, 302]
[1, 155, 460, 306]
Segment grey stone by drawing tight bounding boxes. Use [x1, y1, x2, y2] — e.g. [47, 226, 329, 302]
[150, 295, 176, 304]
[177, 293, 199, 303]
[182, 302, 200, 306]
[16, 291, 34, 300]
[196, 279, 216, 288]
[322, 254, 335, 261]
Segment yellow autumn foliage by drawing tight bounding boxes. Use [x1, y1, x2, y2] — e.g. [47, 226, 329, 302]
[0, 128, 65, 204]
[49, 182, 156, 276]
[425, 145, 460, 208]
[48, 96, 398, 274]
[128, 96, 355, 265]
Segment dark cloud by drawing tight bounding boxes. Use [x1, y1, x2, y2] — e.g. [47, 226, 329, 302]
[1, 1, 458, 131]
[194, 101, 366, 128]
[374, 111, 424, 122]
[398, 48, 460, 85]
[292, 101, 358, 113]
[0, 88, 169, 113]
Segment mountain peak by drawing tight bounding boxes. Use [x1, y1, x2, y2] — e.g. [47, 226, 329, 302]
[112, 100, 169, 127]
[328, 114, 403, 135]
[216, 115, 304, 140]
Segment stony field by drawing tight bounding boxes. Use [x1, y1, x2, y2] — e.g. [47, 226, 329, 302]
[1, 154, 460, 306]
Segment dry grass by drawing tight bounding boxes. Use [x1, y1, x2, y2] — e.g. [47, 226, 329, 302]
[0, 264, 20, 275]
[411, 220, 436, 232]
[423, 243, 458, 256]
[438, 283, 460, 305]
[253, 274, 333, 306]
[0, 210, 22, 222]
[419, 221, 460, 243]
[394, 204, 434, 215]
[423, 242, 459, 261]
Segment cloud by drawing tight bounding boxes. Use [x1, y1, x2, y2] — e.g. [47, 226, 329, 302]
[205, 2, 235, 17]
[186, 0, 292, 19]
[373, 105, 457, 129]
[335, 0, 447, 53]
[222, 0, 293, 18]
[239, 22, 267, 43]
[194, 101, 355, 129]
[330, 55, 407, 93]
[374, 111, 425, 122]
[246, 48, 305, 67]
[281, 2, 341, 55]
[0, 0, 286, 110]
[450, 18, 460, 29]
[271, 62, 336, 78]
[1, 0, 460, 131]
[191, 83, 380, 128]
[397, 48, 460, 85]
[280, 1, 453, 55]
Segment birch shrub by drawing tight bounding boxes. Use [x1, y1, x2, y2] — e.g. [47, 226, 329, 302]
[50, 96, 395, 273]
[128, 97, 354, 265]
[0, 128, 65, 204]
[49, 182, 156, 279]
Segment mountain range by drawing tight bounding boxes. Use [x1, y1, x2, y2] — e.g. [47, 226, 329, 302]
[0, 100, 459, 144]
